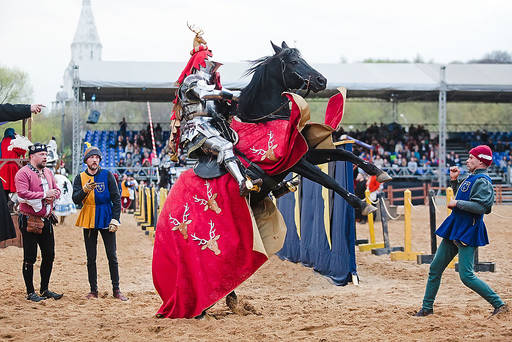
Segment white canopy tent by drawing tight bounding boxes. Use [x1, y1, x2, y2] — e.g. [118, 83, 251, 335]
[76, 61, 512, 102]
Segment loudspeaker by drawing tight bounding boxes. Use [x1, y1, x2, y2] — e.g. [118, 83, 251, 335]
[87, 110, 101, 124]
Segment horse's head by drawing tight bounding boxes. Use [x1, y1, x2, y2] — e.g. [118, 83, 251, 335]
[239, 41, 327, 122]
[270, 41, 327, 93]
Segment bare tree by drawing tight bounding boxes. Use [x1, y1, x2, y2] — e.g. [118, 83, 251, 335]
[470, 50, 512, 64]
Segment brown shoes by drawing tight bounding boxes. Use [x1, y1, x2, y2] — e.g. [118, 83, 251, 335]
[86, 290, 127, 301]
[86, 291, 98, 299]
[113, 290, 128, 301]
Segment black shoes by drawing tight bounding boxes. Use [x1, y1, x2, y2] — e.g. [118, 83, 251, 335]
[27, 292, 46, 302]
[492, 304, 509, 316]
[41, 290, 63, 300]
[414, 308, 434, 317]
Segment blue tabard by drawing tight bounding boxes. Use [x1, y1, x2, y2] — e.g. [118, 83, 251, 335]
[87, 169, 113, 229]
[435, 174, 491, 247]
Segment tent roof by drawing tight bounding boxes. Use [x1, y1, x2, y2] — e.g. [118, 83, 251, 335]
[76, 61, 512, 102]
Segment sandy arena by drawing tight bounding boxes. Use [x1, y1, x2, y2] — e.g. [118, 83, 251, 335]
[1, 204, 511, 341]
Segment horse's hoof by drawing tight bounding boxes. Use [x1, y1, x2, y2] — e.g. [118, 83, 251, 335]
[226, 291, 238, 312]
[376, 171, 392, 183]
[194, 310, 207, 320]
[361, 204, 377, 216]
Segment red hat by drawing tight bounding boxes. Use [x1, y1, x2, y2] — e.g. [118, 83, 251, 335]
[469, 145, 493, 166]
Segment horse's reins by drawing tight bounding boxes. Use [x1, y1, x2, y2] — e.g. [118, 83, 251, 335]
[281, 58, 312, 97]
[245, 58, 312, 122]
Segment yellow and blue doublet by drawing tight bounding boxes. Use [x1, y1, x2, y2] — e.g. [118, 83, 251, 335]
[75, 169, 113, 229]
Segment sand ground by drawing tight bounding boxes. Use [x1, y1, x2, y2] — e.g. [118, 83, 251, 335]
[1, 204, 511, 342]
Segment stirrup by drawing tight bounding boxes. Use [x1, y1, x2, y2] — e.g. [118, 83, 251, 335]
[245, 178, 263, 193]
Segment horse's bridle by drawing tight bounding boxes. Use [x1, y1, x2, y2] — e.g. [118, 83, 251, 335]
[280, 58, 312, 98]
[244, 58, 313, 122]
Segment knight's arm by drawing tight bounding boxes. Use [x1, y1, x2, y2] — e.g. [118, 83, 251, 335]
[201, 89, 240, 102]
[185, 79, 240, 102]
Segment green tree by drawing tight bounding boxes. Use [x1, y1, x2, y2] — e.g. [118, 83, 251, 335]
[0, 65, 33, 104]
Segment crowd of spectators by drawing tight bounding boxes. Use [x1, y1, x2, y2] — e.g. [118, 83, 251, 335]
[337, 123, 444, 176]
[113, 119, 512, 182]
[473, 129, 512, 176]
[336, 123, 512, 179]
[114, 118, 169, 172]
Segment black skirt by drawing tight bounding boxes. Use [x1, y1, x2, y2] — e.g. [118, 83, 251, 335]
[0, 182, 16, 242]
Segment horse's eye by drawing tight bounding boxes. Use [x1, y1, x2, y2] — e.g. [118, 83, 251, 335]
[290, 60, 298, 65]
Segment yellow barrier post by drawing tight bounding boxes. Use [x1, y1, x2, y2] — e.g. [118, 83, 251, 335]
[140, 188, 152, 228]
[136, 187, 148, 225]
[135, 186, 143, 221]
[446, 187, 454, 215]
[391, 189, 420, 261]
[134, 186, 143, 218]
[445, 187, 457, 268]
[158, 188, 167, 216]
[358, 189, 385, 252]
[143, 187, 156, 233]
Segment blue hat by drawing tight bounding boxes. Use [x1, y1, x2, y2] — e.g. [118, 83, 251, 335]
[3, 128, 15, 139]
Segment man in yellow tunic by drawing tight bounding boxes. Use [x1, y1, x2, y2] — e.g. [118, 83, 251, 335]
[72, 146, 127, 301]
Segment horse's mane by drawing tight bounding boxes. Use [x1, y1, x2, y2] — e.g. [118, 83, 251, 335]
[238, 48, 300, 121]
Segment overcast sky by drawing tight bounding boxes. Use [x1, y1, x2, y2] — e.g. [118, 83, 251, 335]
[1, 0, 511, 107]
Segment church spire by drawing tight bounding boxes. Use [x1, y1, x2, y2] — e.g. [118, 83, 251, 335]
[71, 0, 102, 63]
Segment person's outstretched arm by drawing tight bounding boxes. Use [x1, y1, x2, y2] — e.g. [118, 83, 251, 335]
[0, 103, 44, 122]
[0, 104, 31, 121]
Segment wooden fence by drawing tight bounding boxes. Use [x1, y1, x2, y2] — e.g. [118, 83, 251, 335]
[385, 184, 512, 205]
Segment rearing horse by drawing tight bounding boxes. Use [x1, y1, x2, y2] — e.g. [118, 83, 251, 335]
[235, 41, 391, 215]
[152, 41, 392, 320]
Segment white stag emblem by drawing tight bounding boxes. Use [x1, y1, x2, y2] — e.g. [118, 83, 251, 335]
[250, 131, 278, 161]
[169, 203, 192, 239]
[190, 220, 221, 255]
[193, 180, 221, 214]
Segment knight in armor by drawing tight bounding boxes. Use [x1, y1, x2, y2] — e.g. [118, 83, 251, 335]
[170, 25, 260, 196]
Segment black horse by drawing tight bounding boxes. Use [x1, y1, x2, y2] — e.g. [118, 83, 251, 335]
[236, 41, 390, 215]
[196, 41, 391, 319]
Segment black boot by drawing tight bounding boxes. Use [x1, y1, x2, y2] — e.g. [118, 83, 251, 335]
[413, 308, 433, 317]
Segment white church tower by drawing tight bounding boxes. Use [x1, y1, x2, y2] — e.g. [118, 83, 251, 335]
[61, 0, 102, 100]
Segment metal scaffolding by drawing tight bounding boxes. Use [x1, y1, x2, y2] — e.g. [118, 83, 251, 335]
[438, 66, 447, 190]
[72, 65, 81, 176]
